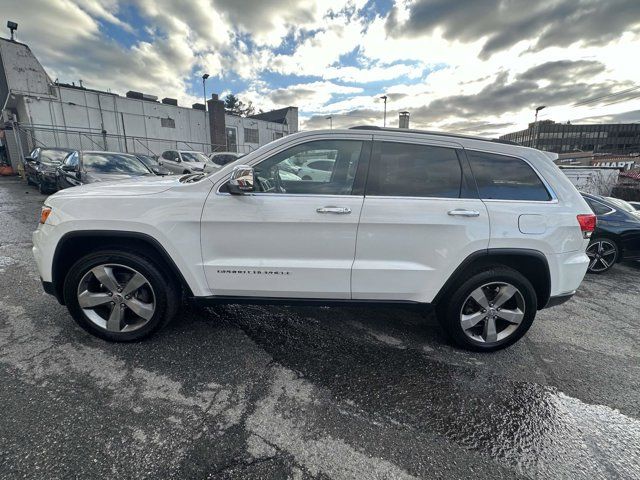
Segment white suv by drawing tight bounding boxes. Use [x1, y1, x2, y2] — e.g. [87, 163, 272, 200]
[33, 127, 595, 351]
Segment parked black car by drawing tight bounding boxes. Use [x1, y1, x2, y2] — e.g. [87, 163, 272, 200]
[56, 151, 154, 190]
[24, 147, 74, 193]
[134, 154, 171, 175]
[581, 192, 640, 273]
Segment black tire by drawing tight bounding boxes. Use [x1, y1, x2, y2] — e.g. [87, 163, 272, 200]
[586, 237, 618, 274]
[38, 180, 48, 195]
[436, 266, 537, 352]
[63, 250, 181, 342]
[27, 176, 35, 186]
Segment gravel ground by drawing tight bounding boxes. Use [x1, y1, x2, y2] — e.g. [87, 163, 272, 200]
[1, 176, 639, 479]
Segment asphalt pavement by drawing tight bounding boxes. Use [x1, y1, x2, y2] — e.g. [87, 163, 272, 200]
[1, 176, 639, 479]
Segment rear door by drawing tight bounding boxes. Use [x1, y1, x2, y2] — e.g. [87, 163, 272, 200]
[352, 136, 490, 302]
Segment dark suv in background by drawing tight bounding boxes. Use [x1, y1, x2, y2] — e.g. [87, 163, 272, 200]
[56, 151, 154, 190]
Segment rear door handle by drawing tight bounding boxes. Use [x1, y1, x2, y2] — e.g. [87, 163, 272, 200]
[316, 206, 352, 214]
[448, 209, 480, 217]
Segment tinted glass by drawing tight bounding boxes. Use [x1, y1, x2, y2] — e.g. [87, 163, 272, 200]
[367, 142, 462, 198]
[162, 151, 176, 160]
[253, 140, 363, 195]
[83, 154, 150, 175]
[212, 154, 237, 166]
[467, 151, 551, 201]
[41, 149, 71, 165]
[585, 198, 613, 216]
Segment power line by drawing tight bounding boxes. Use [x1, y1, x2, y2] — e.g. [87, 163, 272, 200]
[572, 85, 640, 108]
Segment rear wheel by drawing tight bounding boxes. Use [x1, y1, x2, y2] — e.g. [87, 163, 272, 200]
[586, 238, 618, 274]
[437, 267, 537, 351]
[63, 250, 180, 341]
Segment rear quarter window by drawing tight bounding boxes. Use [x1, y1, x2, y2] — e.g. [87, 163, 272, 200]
[467, 150, 551, 201]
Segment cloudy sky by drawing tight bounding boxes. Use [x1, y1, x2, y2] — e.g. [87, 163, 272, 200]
[5, 0, 640, 136]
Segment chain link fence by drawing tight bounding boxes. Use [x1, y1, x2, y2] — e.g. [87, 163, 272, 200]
[12, 123, 256, 161]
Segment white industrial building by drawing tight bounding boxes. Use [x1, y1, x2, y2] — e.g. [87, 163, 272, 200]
[0, 36, 297, 170]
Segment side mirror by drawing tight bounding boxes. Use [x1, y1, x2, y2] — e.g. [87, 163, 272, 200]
[24, 156, 35, 162]
[61, 164, 77, 172]
[228, 165, 255, 194]
[158, 160, 164, 166]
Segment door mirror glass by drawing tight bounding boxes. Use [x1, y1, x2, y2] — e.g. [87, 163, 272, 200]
[228, 165, 255, 194]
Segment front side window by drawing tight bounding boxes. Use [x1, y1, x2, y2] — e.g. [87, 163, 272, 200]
[162, 151, 176, 161]
[467, 151, 551, 201]
[83, 153, 151, 175]
[64, 152, 79, 168]
[253, 140, 364, 195]
[366, 142, 462, 198]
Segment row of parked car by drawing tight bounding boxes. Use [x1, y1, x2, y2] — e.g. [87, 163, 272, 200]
[23, 147, 243, 194]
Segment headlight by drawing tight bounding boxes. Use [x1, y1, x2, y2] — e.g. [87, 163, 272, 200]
[40, 206, 52, 224]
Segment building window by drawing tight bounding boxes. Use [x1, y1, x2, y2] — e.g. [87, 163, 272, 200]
[244, 127, 259, 144]
[161, 117, 175, 128]
[273, 132, 283, 140]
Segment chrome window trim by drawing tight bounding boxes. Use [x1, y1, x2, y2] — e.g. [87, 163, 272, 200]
[464, 147, 558, 203]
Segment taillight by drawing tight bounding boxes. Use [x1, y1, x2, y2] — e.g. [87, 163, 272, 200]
[577, 214, 596, 238]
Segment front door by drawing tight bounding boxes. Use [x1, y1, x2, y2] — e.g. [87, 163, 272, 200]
[352, 137, 490, 302]
[201, 137, 370, 298]
[160, 150, 182, 174]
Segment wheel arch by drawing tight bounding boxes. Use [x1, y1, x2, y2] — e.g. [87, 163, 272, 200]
[51, 231, 193, 304]
[433, 248, 551, 310]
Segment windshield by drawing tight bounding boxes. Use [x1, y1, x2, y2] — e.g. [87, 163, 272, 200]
[181, 152, 209, 163]
[41, 150, 72, 165]
[136, 155, 157, 168]
[83, 153, 151, 175]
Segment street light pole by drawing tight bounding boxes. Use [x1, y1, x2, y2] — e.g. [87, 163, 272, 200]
[202, 73, 210, 148]
[534, 105, 546, 149]
[325, 115, 333, 129]
[380, 95, 388, 127]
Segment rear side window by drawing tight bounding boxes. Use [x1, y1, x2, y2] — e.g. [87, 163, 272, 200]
[467, 151, 551, 201]
[367, 142, 462, 198]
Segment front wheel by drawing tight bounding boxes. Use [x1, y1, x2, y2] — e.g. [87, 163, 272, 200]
[586, 238, 618, 274]
[63, 250, 180, 341]
[437, 267, 537, 351]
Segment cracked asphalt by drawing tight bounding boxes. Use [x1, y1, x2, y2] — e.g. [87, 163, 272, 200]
[1, 176, 639, 479]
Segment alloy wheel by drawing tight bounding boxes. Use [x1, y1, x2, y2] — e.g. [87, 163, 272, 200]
[77, 264, 156, 333]
[586, 240, 617, 273]
[459, 282, 525, 344]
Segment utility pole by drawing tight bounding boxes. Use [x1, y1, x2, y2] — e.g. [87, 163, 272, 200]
[380, 95, 388, 127]
[202, 73, 210, 146]
[534, 105, 546, 149]
[325, 115, 333, 129]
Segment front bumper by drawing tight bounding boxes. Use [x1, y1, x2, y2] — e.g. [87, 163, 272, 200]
[544, 291, 576, 308]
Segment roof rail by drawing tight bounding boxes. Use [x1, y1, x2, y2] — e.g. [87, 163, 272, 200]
[349, 125, 519, 146]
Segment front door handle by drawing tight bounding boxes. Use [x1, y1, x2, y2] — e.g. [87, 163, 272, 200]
[316, 206, 352, 214]
[448, 209, 480, 217]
